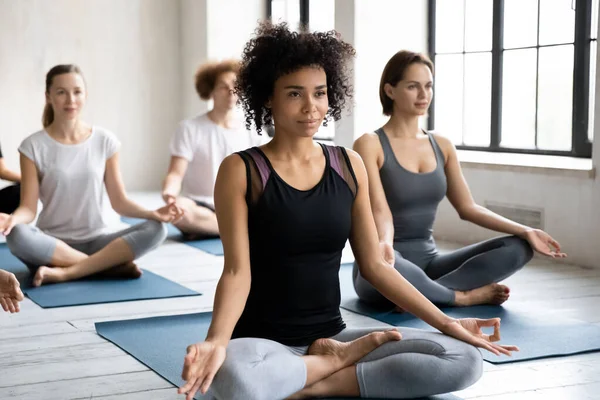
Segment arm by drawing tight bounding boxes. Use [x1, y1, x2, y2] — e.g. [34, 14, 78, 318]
[104, 152, 182, 221]
[440, 135, 528, 235]
[353, 134, 394, 245]
[161, 156, 189, 203]
[0, 158, 21, 183]
[1, 155, 39, 234]
[204, 154, 252, 346]
[178, 154, 252, 398]
[347, 149, 512, 355]
[440, 135, 564, 257]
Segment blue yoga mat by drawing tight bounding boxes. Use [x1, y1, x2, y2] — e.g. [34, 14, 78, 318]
[0, 245, 33, 287]
[338, 263, 600, 364]
[96, 312, 461, 400]
[24, 270, 200, 308]
[121, 217, 224, 256]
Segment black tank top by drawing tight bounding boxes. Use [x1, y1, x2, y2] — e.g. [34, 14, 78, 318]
[232, 144, 358, 346]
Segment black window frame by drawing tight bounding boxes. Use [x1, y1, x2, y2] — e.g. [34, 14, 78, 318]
[267, 0, 310, 30]
[428, 0, 595, 158]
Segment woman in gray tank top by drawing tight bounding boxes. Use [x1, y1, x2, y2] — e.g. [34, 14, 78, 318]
[353, 51, 566, 308]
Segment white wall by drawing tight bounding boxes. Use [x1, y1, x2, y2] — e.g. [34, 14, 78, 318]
[353, 0, 428, 137]
[180, 0, 209, 119]
[178, 0, 266, 127]
[334, 0, 428, 146]
[0, 0, 180, 190]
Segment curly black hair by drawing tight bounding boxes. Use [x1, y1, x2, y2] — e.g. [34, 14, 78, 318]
[236, 22, 356, 134]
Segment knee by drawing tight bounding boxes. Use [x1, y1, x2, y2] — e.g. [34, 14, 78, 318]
[210, 360, 262, 400]
[141, 220, 168, 243]
[450, 344, 483, 391]
[506, 236, 534, 267]
[6, 224, 31, 256]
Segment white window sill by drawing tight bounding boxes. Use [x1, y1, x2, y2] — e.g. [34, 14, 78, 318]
[457, 150, 595, 179]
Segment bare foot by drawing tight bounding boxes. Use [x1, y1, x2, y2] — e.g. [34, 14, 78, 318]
[456, 283, 510, 306]
[308, 329, 402, 371]
[98, 262, 143, 279]
[32, 266, 66, 287]
[0, 269, 24, 313]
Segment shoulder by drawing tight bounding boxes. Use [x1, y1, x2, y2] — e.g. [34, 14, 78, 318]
[180, 113, 216, 136]
[92, 126, 121, 146]
[428, 131, 456, 161]
[338, 147, 366, 175]
[19, 130, 46, 150]
[353, 132, 384, 165]
[216, 153, 248, 190]
[354, 132, 381, 149]
[93, 126, 118, 140]
[220, 152, 247, 173]
[428, 131, 454, 150]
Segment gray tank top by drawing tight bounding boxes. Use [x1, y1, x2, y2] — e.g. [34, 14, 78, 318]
[377, 128, 447, 248]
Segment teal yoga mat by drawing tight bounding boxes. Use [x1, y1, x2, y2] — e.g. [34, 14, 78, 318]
[24, 270, 200, 308]
[338, 263, 600, 364]
[96, 312, 461, 400]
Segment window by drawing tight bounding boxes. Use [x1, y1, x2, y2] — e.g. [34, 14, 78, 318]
[267, 0, 336, 141]
[429, 0, 597, 157]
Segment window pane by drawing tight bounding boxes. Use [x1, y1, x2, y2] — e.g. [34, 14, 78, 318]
[593, 0, 599, 40]
[435, 0, 464, 53]
[271, 0, 300, 30]
[501, 49, 537, 149]
[589, 41, 597, 141]
[537, 45, 573, 151]
[463, 53, 492, 146]
[309, 0, 334, 32]
[309, 0, 335, 140]
[434, 54, 464, 144]
[503, 0, 538, 49]
[464, 0, 493, 51]
[539, 0, 575, 45]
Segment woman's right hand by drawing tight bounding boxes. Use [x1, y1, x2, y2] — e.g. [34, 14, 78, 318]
[178, 341, 227, 400]
[0, 213, 15, 236]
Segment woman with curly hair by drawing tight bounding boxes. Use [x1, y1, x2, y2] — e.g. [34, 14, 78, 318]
[162, 60, 267, 238]
[178, 23, 516, 400]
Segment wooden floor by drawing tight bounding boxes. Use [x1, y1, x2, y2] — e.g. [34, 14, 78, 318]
[1, 232, 599, 399]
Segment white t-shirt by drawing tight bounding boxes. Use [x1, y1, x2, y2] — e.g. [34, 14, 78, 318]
[19, 127, 120, 243]
[170, 113, 268, 207]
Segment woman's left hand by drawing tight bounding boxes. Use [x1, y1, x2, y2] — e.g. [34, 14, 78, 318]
[522, 229, 567, 258]
[442, 318, 519, 356]
[151, 203, 184, 223]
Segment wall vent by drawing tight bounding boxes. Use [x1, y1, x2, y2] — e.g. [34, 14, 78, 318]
[484, 202, 544, 230]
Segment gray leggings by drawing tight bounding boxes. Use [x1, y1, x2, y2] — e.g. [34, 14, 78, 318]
[6, 221, 167, 270]
[208, 327, 482, 400]
[354, 235, 533, 306]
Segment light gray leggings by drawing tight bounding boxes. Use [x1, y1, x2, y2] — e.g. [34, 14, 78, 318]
[208, 327, 482, 400]
[354, 235, 534, 306]
[6, 221, 167, 270]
